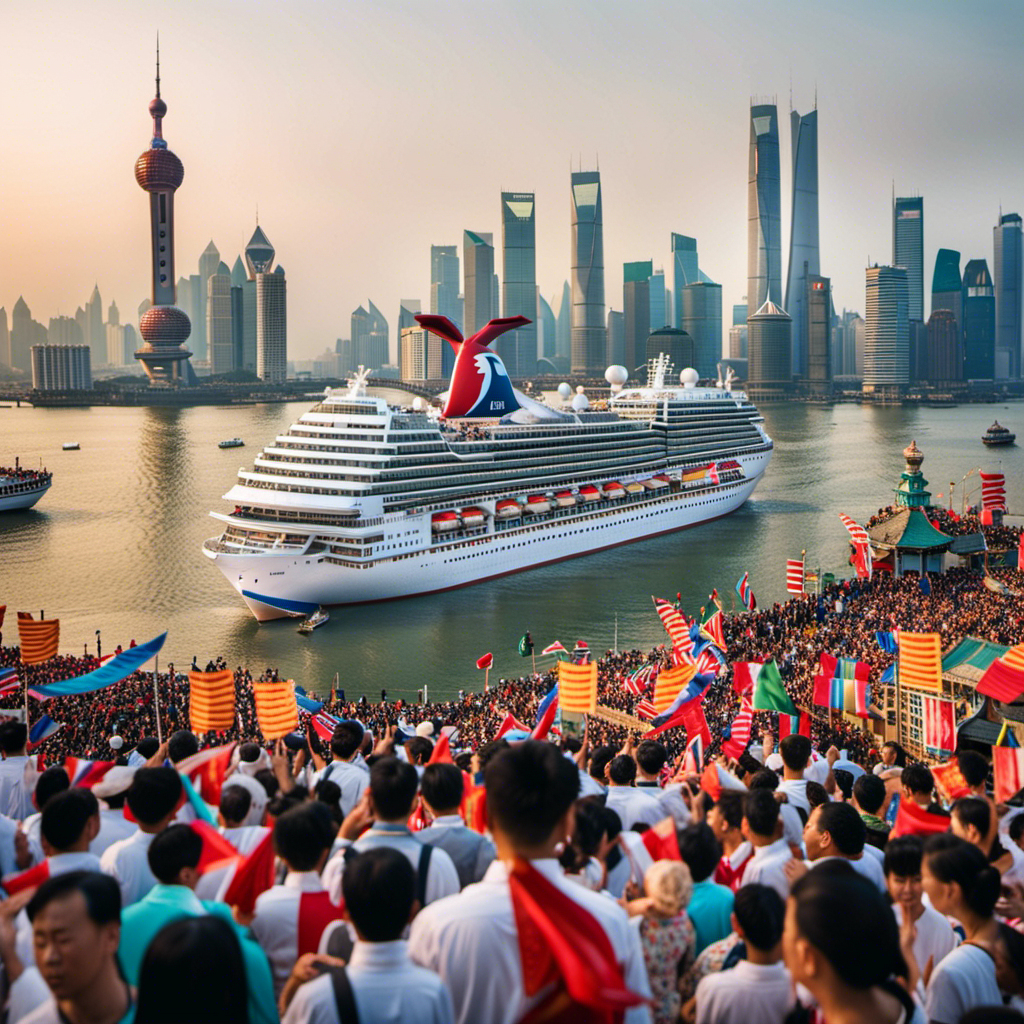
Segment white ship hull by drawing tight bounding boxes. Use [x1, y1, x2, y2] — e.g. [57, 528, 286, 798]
[0, 481, 51, 512]
[205, 453, 768, 621]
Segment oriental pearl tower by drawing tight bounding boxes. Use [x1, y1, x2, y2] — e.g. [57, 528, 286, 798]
[133, 45, 197, 385]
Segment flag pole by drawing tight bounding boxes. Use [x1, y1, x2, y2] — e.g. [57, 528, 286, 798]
[153, 655, 163, 744]
[613, 612, 618, 656]
[484, 665, 489, 693]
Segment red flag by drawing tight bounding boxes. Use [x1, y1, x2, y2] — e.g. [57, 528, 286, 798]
[462, 784, 488, 835]
[65, 758, 116, 789]
[476, 653, 494, 670]
[891, 799, 951, 839]
[932, 760, 971, 802]
[700, 762, 722, 800]
[191, 820, 241, 873]
[297, 892, 345, 957]
[530, 693, 559, 741]
[223, 828, 276, 915]
[721, 700, 754, 760]
[428, 733, 454, 765]
[641, 818, 681, 862]
[176, 743, 238, 807]
[496, 713, 531, 739]
[646, 696, 711, 744]
[2, 859, 50, 896]
[778, 712, 811, 740]
[635, 697, 658, 720]
[994, 748, 1024, 803]
[508, 858, 645, 1017]
[977, 659, 1024, 703]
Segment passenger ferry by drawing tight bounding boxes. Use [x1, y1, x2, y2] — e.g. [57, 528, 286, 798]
[0, 460, 52, 512]
[203, 314, 774, 621]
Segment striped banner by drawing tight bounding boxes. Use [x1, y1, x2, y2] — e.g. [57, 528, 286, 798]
[556, 661, 598, 713]
[189, 670, 237, 733]
[16, 613, 59, 665]
[652, 661, 698, 712]
[635, 697, 658, 720]
[898, 632, 943, 693]
[980, 471, 1007, 512]
[786, 559, 805, 595]
[922, 696, 955, 753]
[722, 699, 754, 759]
[254, 679, 299, 740]
[652, 597, 693, 655]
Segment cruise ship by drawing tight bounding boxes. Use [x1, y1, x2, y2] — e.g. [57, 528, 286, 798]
[204, 315, 773, 621]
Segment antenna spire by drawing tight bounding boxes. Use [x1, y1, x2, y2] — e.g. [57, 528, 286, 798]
[156, 32, 161, 98]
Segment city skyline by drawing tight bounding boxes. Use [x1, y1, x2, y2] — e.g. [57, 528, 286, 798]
[2, 2, 1023, 365]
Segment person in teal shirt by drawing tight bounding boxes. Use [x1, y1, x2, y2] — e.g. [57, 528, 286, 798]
[679, 822, 735, 953]
[118, 825, 278, 1024]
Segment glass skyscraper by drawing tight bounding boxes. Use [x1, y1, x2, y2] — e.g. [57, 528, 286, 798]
[681, 282, 723, 380]
[863, 265, 909, 392]
[430, 245, 460, 376]
[893, 197, 924, 321]
[671, 234, 698, 328]
[538, 294, 557, 360]
[931, 249, 962, 333]
[623, 260, 652, 375]
[747, 103, 781, 321]
[784, 108, 819, 378]
[501, 192, 537, 377]
[962, 259, 996, 380]
[463, 230, 494, 339]
[649, 271, 667, 331]
[570, 170, 606, 373]
[993, 213, 1022, 378]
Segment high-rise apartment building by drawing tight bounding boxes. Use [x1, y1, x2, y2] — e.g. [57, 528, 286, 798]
[962, 259, 995, 380]
[993, 213, 1022, 378]
[105, 300, 123, 366]
[245, 226, 285, 382]
[926, 309, 962, 383]
[863, 265, 909, 393]
[893, 196, 924, 321]
[570, 170, 606, 373]
[681, 281, 723, 379]
[208, 261, 234, 374]
[623, 261, 652, 374]
[785, 108, 819, 378]
[804, 273, 831, 393]
[501, 192, 537, 376]
[463, 231, 494, 338]
[931, 249, 962, 333]
[747, 103, 781, 320]
[399, 326, 442, 381]
[31, 344, 92, 390]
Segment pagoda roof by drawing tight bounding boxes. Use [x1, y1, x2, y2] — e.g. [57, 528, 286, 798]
[942, 637, 1009, 685]
[868, 507, 952, 551]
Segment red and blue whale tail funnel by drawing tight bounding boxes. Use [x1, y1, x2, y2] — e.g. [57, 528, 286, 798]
[416, 314, 530, 419]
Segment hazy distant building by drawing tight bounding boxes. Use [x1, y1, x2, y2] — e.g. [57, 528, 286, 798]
[680, 281, 723, 379]
[570, 170, 606, 373]
[31, 344, 91, 390]
[122, 324, 138, 367]
[729, 325, 748, 359]
[538, 294, 557, 361]
[926, 309, 963, 384]
[193, 239, 220, 363]
[671, 234, 699, 327]
[463, 230, 494, 338]
[747, 103, 781, 320]
[335, 338, 354, 374]
[400, 326, 442, 381]
[49, 315, 84, 348]
[747, 300, 792, 395]
[555, 281, 571, 364]
[909, 319, 929, 383]
[645, 326, 695, 377]
[500, 192, 537, 376]
[351, 303, 387, 371]
[0, 307, 9, 369]
[11, 297, 46, 374]
[649, 271, 667, 331]
[805, 273, 831, 393]
[230, 255, 255, 373]
[623, 261, 652, 374]
[396, 300, 421, 375]
[606, 309, 624, 367]
[430, 246, 460, 320]
[993, 212, 1022, 378]
[831, 310, 862, 377]
[863, 265, 909, 393]
[893, 196, 924, 322]
[785, 108, 819, 378]
[962, 258, 995, 380]
[931, 249, 962, 335]
[732, 303, 747, 327]
[82, 284, 103, 367]
[208, 261, 234, 374]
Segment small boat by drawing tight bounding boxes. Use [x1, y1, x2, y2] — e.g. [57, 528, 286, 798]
[524, 494, 551, 514]
[62, 442, 80, 451]
[298, 607, 329, 633]
[578, 484, 601, 503]
[554, 490, 576, 507]
[495, 499, 522, 519]
[460, 506, 486, 528]
[982, 421, 1015, 446]
[431, 511, 459, 532]
[625, 481, 645, 494]
[218, 438, 245, 449]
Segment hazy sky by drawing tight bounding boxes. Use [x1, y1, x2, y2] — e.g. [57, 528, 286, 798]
[3, 0, 1024, 362]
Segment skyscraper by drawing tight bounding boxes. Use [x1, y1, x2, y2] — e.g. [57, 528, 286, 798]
[430, 246, 460, 320]
[351, 303, 387, 371]
[804, 273, 831, 393]
[570, 170, 606, 373]
[538, 294, 557, 361]
[606, 310, 624, 367]
[555, 281, 571, 364]
[85, 284, 104, 367]
[0, 307, 9, 369]
[893, 196, 924, 321]
[671, 234, 699, 327]
[728, 325, 747, 359]
[993, 213, 1022, 378]
[931, 249, 962, 333]
[623, 260, 652, 374]
[133, 50, 196, 384]
[680, 281, 723, 379]
[231, 255, 256, 373]
[747, 103, 781, 320]
[48, 316, 84, 348]
[732, 303, 747, 327]
[863, 265, 909, 393]
[926, 309, 962, 383]
[399, 326, 442, 381]
[208, 260, 234, 374]
[785, 108, 819, 378]
[104, 300, 121, 365]
[649, 271, 667, 330]
[397, 300, 420, 376]
[195, 240, 220, 362]
[11, 297, 45, 374]
[246, 225, 285, 382]
[747, 300, 792, 396]
[463, 230, 494, 338]
[962, 259, 995, 380]
[31, 344, 92, 391]
[501, 192, 537, 377]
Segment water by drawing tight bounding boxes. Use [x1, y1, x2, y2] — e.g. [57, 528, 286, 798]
[2, 395, 1021, 701]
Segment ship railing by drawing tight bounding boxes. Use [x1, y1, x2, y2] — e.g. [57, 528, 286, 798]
[202, 537, 310, 556]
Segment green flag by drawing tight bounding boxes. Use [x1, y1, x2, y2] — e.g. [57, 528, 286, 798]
[750, 660, 797, 716]
[518, 632, 534, 657]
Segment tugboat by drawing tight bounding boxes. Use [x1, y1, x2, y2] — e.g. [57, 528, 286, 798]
[297, 606, 329, 634]
[218, 438, 245, 449]
[982, 421, 1016, 446]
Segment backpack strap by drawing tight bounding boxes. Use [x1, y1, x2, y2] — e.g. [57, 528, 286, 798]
[417, 842, 433, 906]
[327, 964, 360, 1024]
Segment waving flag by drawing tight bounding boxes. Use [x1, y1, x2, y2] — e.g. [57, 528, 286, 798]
[531, 685, 559, 739]
[977, 644, 1024, 702]
[891, 799, 951, 839]
[189, 670, 236, 733]
[27, 715, 63, 750]
[994, 747, 1024, 803]
[652, 662, 699, 713]
[722, 699, 754, 759]
[839, 514, 873, 580]
[296, 693, 324, 714]
[653, 597, 694, 656]
[476, 652, 494, 670]
[65, 758, 116, 789]
[496, 713, 531, 739]
[541, 641, 566, 656]
[175, 743, 238, 806]
[778, 711, 812, 740]
[695, 645, 726, 677]
[898, 632, 943, 693]
[636, 697, 658, 720]
[310, 711, 340, 745]
[556, 661, 597, 713]
[648, 695, 711, 743]
[735, 573, 756, 611]
[876, 631, 899, 654]
[0, 668, 19, 696]
[813, 655, 871, 715]
[623, 664, 656, 695]
[748, 660, 797, 716]
[786, 558, 805, 595]
[996, 721, 1020, 748]
[682, 733, 704, 774]
[16, 613, 60, 666]
[980, 470, 1007, 512]
[932, 760, 971, 802]
[700, 611, 726, 652]
[28, 633, 167, 700]
[253, 680, 299, 740]
[518, 633, 534, 657]
[922, 696, 956, 753]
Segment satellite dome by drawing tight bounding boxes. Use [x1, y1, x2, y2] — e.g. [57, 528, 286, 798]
[575, 385, 585, 394]
[557, 383, 572, 400]
[571, 393, 590, 411]
[412, 397, 425, 411]
[680, 368, 699, 388]
[605, 365, 628, 387]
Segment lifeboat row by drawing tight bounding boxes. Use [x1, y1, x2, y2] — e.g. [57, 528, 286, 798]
[431, 506, 489, 532]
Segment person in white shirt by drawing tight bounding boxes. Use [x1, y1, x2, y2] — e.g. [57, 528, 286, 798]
[784, 862, 927, 1024]
[884, 836, 958, 983]
[89, 768, 140, 858]
[315, 721, 370, 817]
[605, 756, 664, 831]
[802, 802, 887, 892]
[409, 740, 653, 1024]
[635, 740, 691, 828]
[99, 766, 182, 908]
[282, 847, 453, 1024]
[322, 758, 459, 908]
[776, 734, 813, 814]
[0, 721, 37, 821]
[22, 767, 71, 857]
[740, 790, 793, 900]
[695, 883, 793, 1024]
[250, 801, 342, 997]
[921, 834, 1004, 1024]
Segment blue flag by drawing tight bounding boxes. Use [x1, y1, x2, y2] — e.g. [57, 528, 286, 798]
[29, 633, 167, 700]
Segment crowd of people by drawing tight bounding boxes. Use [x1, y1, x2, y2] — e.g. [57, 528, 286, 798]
[0, 567, 1022, 1021]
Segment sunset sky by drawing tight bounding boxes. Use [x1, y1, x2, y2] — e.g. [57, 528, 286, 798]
[3, 0, 1023, 361]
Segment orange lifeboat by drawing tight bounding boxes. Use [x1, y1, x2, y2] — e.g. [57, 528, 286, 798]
[602, 481, 625, 499]
[431, 511, 459, 533]
[460, 506, 486, 528]
[524, 494, 551, 514]
[579, 484, 601, 502]
[495, 499, 522, 519]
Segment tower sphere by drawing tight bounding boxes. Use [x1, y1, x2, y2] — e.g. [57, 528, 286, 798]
[149, 96, 167, 118]
[140, 305, 191, 345]
[135, 148, 184, 192]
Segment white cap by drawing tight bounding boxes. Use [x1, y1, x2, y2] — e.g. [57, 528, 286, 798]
[415, 721, 435, 738]
[108, 735, 124, 751]
[765, 753, 784, 772]
[92, 766, 137, 799]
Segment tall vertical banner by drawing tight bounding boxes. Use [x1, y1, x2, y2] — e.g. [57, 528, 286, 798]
[556, 661, 598, 714]
[16, 613, 60, 665]
[922, 696, 955, 754]
[253, 679, 299, 740]
[189, 670, 237, 733]
[898, 632, 943, 693]
[980, 471, 1007, 512]
[786, 558, 805, 595]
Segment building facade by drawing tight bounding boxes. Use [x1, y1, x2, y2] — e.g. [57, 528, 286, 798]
[931, 249, 962, 335]
[962, 258, 996, 380]
[680, 281, 723, 379]
[785, 108, 819, 378]
[463, 230, 494, 339]
[805, 273, 831, 393]
[644, 327, 695, 377]
[11, 297, 47, 375]
[500, 192, 537, 377]
[31, 344, 92, 391]
[570, 170, 606, 373]
[863, 265, 909, 393]
[623, 261, 652, 375]
[245, 226, 286, 382]
[747, 299, 792, 397]
[208, 260, 234, 375]
[993, 213, 1022, 379]
[926, 309, 962, 384]
[606, 309, 624, 367]
[747, 103, 781, 321]
[399, 326, 442, 381]
[893, 197, 924, 322]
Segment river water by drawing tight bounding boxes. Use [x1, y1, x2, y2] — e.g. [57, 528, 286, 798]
[2, 394, 1021, 701]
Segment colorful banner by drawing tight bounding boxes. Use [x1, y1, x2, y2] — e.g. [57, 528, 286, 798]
[897, 632, 943, 693]
[922, 696, 955, 753]
[652, 597, 694, 656]
[652, 661, 698, 712]
[786, 559, 805, 595]
[189, 669, 236, 733]
[16, 612, 60, 666]
[253, 680, 299, 740]
[29, 632, 167, 700]
[556, 661, 598, 713]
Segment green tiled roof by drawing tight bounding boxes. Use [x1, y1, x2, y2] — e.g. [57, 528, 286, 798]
[869, 507, 952, 550]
